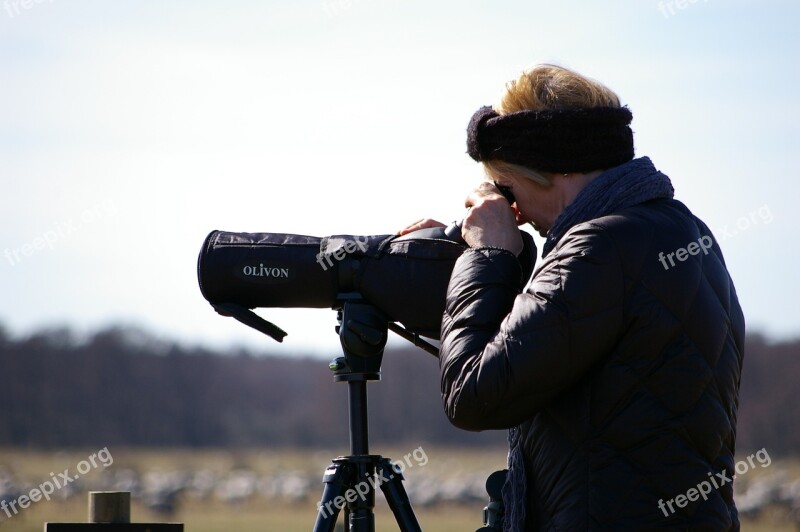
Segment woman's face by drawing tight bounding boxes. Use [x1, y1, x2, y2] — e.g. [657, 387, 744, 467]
[491, 175, 560, 237]
[491, 170, 602, 237]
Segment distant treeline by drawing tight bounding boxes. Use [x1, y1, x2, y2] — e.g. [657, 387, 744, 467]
[0, 326, 796, 455]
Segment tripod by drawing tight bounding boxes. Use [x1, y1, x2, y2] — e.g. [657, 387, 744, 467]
[313, 299, 422, 532]
[214, 298, 498, 530]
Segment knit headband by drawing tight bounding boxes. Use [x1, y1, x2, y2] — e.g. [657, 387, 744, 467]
[466, 105, 635, 173]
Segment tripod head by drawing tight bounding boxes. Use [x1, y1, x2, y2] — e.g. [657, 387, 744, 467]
[330, 297, 388, 382]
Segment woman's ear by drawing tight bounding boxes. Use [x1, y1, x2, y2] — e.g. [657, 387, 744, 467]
[513, 205, 525, 225]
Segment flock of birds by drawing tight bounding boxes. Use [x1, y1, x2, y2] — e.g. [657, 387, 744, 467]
[0, 463, 798, 525]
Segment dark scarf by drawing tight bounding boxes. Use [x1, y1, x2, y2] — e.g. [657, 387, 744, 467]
[543, 156, 675, 257]
[502, 156, 674, 531]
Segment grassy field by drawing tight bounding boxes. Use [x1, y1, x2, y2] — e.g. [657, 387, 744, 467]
[3, 499, 487, 532]
[0, 447, 796, 531]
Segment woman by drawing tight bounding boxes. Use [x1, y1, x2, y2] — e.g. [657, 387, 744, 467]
[400, 65, 744, 530]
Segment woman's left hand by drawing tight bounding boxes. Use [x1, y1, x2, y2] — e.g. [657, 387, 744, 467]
[396, 218, 446, 236]
[462, 182, 523, 255]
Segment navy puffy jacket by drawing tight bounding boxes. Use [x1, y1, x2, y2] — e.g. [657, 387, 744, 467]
[440, 198, 745, 530]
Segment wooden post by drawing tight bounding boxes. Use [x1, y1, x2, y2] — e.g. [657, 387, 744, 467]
[44, 490, 183, 531]
[88, 492, 130, 523]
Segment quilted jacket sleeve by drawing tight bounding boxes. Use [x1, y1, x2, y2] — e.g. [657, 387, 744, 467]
[440, 224, 625, 431]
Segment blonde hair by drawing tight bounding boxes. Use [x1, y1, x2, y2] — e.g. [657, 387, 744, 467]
[484, 64, 623, 187]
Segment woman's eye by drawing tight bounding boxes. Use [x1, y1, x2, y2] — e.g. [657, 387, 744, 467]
[494, 183, 516, 204]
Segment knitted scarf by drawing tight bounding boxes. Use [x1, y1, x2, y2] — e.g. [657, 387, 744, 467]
[543, 156, 675, 257]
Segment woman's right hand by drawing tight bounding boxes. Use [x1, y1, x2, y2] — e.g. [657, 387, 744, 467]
[396, 218, 446, 236]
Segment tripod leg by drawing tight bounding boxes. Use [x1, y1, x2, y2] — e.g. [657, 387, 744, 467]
[376, 458, 422, 532]
[344, 459, 376, 532]
[314, 461, 352, 532]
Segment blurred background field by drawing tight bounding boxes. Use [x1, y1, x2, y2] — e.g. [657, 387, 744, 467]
[1, 447, 799, 532]
[2, 1, 799, 530]
[1, 446, 505, 531]
[2, 330, 800, 530]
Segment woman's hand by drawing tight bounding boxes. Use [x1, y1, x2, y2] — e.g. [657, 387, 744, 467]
[396, 218, 446, 236]
[462, 182, 523, 255]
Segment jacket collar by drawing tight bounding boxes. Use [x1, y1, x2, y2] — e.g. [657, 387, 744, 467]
[542, 157, 674, 257]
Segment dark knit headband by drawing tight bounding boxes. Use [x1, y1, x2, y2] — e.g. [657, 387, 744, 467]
[466, 105, 635, 173]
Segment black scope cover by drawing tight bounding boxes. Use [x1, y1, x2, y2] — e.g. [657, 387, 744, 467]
[198, 228, 537, 339]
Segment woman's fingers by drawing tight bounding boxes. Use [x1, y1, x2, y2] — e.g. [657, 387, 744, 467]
[465, 181, 504, 208]
[462, 184, 523, 254]
[396, 218, 446, 236]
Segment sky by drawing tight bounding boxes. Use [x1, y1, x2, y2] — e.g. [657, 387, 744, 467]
[1, 0, 798, 357]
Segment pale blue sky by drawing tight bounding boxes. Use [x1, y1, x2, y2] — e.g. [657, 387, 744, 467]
[1, 0, 798, 355]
